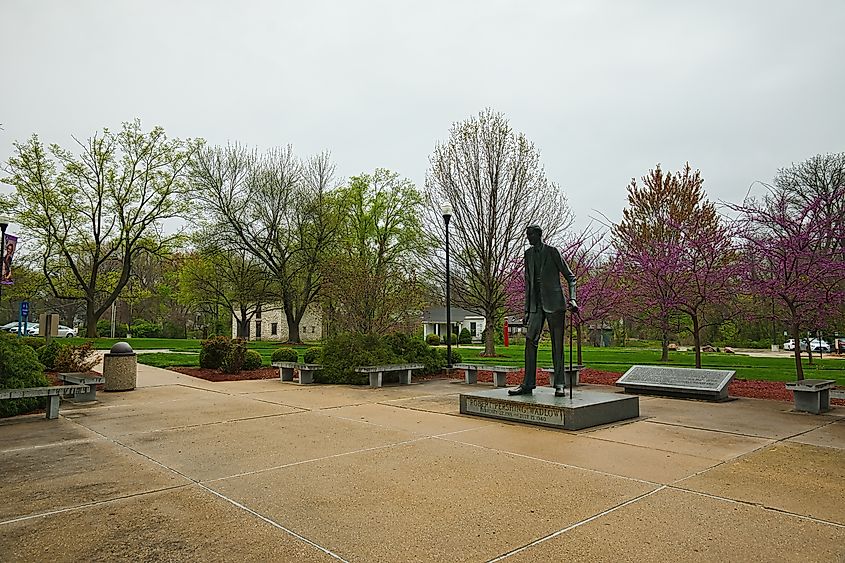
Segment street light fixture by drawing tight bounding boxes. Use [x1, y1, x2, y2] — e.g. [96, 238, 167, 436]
[441, 203, 453, 368]
[0, 215, 11, 308]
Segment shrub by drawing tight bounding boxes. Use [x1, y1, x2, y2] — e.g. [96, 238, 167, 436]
[442, 348, 462, 365]
[383, 332, 443, 375]
[96, 319, 128, 338]
[221, 339, 247, 374]
[458, 328, 472, 344]
[161, 321, 186, 339]
[303, 347, 323, 364]
[0, 334, 49, 417]
[425, 333, 441, 346]
[54, 342, 99, 373]
[319, 333, 397, 384]
[131, 319, 162, 338]
[449, 332, 458, 345]
[271, 347, 299, 363]
[243, 349, 263, 370]
[199, 336, 232, 369]
[19, 336, 45, 350]
[37, 341, 66, 370]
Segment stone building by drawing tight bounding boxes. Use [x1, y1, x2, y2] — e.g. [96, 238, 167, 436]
[231, 302, 323, 342]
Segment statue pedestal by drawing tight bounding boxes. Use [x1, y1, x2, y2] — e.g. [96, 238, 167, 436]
[459, 387, 638, 430]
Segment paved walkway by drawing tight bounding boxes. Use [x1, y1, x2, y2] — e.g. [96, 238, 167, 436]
[1, 363, 844, 562]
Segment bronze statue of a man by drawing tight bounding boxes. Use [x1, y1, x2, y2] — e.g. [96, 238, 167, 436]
[509, 225, 577, 396]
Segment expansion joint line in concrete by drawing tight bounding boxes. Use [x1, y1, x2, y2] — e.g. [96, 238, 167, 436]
[644, 419, 777, 439]
[58, 416, 351, 561]
[0, 484, 191, 526]
[486, 486, 668, 562]
[435, 435, 662, 488]
[0, 437, 99, 454]
[667, 487, 845, 529]
[204, 433, 449, 482]
[198, 484, 349, 562]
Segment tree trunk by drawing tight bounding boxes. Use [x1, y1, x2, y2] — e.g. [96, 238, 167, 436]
[85, 298, 98, 337]
[482, 312, 496, 356]
[576, 322, 583, 366]
[806, 336, 814, 365]
[792, 323, 804, 381]
[283, 304, 303, 344]
[692, 314, 702, 369]
[661, 329, 669, 361]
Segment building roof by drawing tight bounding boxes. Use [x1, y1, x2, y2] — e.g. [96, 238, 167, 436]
[422, 307, 485, 323]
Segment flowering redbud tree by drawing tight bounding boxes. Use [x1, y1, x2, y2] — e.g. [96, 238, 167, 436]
[728, 184, 845, 380]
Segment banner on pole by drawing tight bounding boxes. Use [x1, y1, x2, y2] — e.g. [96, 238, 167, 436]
[1, 233, 17, 285]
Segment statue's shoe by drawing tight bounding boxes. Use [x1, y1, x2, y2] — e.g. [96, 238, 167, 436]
[508, 385, 533, 396]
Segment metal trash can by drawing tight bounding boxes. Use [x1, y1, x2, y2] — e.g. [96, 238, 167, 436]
[103, 342, 137, 391]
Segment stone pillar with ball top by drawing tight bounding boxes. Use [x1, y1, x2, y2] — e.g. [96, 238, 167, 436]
[103, 342, 137, 391]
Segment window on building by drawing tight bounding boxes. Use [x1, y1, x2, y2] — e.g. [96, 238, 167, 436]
[271, 322, 278, 336]
[470, 322, 477, 337]
[255, 320, 262, 338]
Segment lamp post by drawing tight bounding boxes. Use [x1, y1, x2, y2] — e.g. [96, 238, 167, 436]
[0, 215, 11, 309]
[441, 203, 453, 368]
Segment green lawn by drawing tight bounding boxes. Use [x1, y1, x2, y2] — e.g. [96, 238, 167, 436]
[454, 344, 845, 385]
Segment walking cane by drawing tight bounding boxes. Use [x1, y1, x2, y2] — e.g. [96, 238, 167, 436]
[569, 308, 574, 399]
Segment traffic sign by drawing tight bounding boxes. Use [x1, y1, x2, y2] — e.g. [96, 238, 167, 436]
[20, 301, 29, 317]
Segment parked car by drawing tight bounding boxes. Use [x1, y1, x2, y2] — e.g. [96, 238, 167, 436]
[799, 338, 830, 353]
[23, 323, 40, 336]
[58, 325, 78, 338]
[836, 338, 845, 353]
[783, 339, 795, 351]
[1, 321, 20, 332]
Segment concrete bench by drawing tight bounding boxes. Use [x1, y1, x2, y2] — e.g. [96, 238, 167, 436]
[0, 385, 90, 419]
[785, 379, 836, 414]
[58, 372, 105, 402]
[454, 364, 522, 387]
[272, 362, 322, 384]
[540, 365, 584, 387]
[355, 364, 425, 388]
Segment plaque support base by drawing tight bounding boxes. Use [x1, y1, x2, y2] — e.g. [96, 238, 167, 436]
[459, 387, 639, 430]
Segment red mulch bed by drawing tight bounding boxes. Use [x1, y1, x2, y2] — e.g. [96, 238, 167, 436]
[171, 366, 279, 382]
[452, 367, 845, 405]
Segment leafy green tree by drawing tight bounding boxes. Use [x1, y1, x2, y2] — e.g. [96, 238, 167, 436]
[2, 120, 200, 336]
[322, 169, 427, 334]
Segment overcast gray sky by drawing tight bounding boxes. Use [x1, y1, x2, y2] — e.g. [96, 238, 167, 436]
[2, 0, 843, 231]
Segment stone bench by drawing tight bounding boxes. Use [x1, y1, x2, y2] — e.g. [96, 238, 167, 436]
[272, 362, 322, 384]
[0, 385, 90, 419]
[355, 364, 425, 388]
[454, 364, 522, 387]
[58, 373, 105, 402]
[540, 365, 584, 387]
[785, 379, 836, 414]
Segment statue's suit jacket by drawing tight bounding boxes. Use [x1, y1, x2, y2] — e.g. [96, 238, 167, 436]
[524, 243, 576, 316]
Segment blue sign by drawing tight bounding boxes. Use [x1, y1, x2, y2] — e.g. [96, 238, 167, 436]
[20, 301, 29, 317]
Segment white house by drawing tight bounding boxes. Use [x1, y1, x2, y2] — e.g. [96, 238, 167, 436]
[232, 302, 323, 341]
[421, 307, 486, 343]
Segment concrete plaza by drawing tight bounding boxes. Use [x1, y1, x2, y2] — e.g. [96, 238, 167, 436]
[1, 363, 844, 562]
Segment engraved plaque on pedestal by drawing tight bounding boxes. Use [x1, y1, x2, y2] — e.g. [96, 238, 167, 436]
[616, 365, 734, 401]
